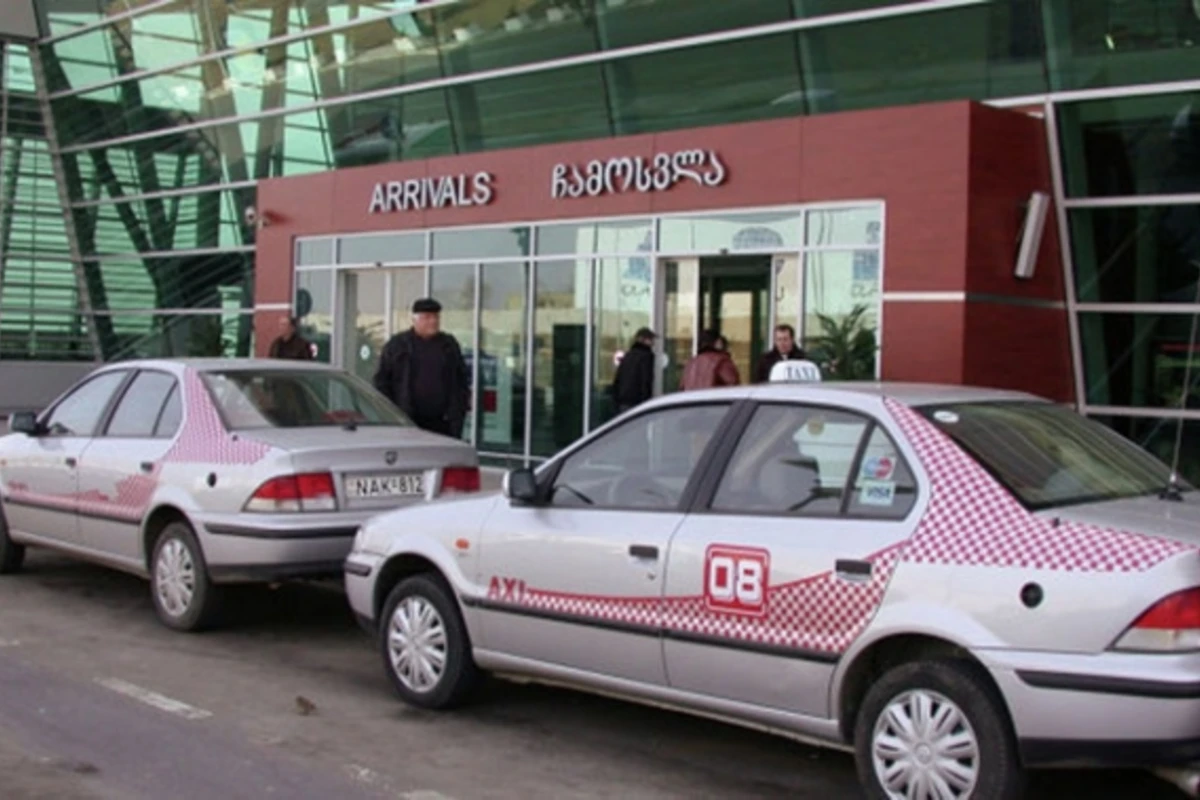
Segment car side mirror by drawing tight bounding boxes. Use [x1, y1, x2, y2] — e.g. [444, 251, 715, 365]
[504, 468, 540, 505]
[9, 411, 42, 437]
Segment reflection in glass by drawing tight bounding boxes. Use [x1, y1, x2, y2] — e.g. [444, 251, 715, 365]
[597, 0, 791, 49]
[1058, 94, 1200, 198]
[295, 269, 333, 363]
[660, 211, 800, 254]
[803, 251, 880, 380]
[1092, 415, 1200, 489]
[805, 207, 882, 247]
[477, 262, 529, 457]
[342, 270, 388, 384]
[531, 260, 588, 456]
[339, 233, 425, 265]
[432, 226, 530, 261]
[773, 254, 800, 340]
[1071, 207, 1200, 304]
[662, 258, 698, 394]
[430, 263, 477, 444]
[536, 219, 653, 257]
[390, 267, 427, 339]
[1080, 312, 1200, 409]
[593, 257, 653, 428]
[296, 239, 334, 266]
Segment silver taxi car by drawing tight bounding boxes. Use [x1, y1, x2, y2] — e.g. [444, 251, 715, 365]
[346, 376, 1200, 799]
[0, 359, 479, 631]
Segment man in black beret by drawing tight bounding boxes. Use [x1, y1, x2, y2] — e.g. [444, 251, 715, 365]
[373, 297, 470, 438]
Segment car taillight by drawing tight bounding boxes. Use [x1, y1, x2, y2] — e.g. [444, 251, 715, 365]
[1113, 587, 1200, 652]
[440, 467, 480, 495]
[246, 472, 338, 512]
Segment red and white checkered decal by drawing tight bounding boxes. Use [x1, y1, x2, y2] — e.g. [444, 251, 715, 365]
[483, 398, 1196, 657]
[4, 367, 270, 520]
[884, 398, 1192, 572]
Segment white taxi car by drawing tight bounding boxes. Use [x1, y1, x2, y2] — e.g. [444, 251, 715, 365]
[345, 373, 1200, 799]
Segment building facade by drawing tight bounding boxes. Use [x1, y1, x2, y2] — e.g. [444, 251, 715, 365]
[1, 0, 1199, 473]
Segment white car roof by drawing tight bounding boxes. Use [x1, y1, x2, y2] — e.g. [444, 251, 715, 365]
[643, 381, 1045, 411]
[98, 358, 340, 374]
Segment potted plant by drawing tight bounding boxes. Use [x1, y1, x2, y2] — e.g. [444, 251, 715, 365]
[808, 304, 878, 381]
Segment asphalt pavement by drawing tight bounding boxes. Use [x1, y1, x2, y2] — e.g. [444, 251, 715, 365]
[0, 550, 1188, 799]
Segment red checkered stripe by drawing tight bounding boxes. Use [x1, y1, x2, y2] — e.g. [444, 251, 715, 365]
[883, 399, 1192, 572]
[490, 544, 904, 656]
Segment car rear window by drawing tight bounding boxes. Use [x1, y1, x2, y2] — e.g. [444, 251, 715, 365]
[202, 370, 410, 430]
[919, 401, 1187, 510]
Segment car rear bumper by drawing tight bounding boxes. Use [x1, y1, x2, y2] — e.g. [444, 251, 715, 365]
[197, 512, 373, 583]
[977, 647, 1200, 768]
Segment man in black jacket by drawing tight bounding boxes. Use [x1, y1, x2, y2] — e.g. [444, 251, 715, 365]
[754, 324, 808, 383]
[373, 298, 470, 438]
[610, 327, 657, 414]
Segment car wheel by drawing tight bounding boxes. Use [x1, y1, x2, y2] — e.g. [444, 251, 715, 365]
[150, 521, 221, 632]
[0, 504, 25, 575]
[379, 574, 478, 709]
[855, 659, 1025, 800]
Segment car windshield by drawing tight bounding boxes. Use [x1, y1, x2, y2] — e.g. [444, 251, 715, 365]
[919, 401, 1190, 511]
[202, 369, 409, 430]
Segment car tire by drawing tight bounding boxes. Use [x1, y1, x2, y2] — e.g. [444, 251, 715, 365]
[0, 504, 25, 575]
[855, 659, 1025, 800]
[149, 521, 221, 632]
[379, 574, 478, 710]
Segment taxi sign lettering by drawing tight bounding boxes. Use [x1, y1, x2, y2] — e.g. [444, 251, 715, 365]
[769, 359, 822, 383]
[704, 545, 770, 616]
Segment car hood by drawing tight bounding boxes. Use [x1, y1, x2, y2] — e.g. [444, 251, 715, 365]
[1046, 492, 1200, 549]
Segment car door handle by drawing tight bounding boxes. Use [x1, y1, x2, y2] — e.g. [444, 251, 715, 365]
[628, 544, 659, 560]
[64, 457, 77, 468]
[835, 559, 872, 581]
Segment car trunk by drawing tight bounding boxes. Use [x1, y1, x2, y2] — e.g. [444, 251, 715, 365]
[1045, 492, 1200, 549]
[241, 425, 477, 511]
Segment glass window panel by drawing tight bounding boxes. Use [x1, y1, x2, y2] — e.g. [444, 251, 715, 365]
[448, 65, 610, 151]
[295, 269, 334, 363]
[338, 232, 425, 265]
[1057, 93, 1200, 198]
[662, 257, 698, 394]
[45, 370, 130, 437]
[805, 207, 883, 247]
[803, 251, 880, 380]
[100, 312, 255, 360]
[341, 270, 388, 383]
[847, 424, 918, 519]
[1080, 311, 1200, 409]
[434, 0, 597, 76]
[1091, 415, 1200, 489]
[609, 34, 801, 135]
[1071, 206, 1200, 304]
[331, 89, 455, 168]
[536, 219, 653, 257]
[592, 256, 653, 428]
[155, 384, 183, 437]
[799, 0, 1046, 115]
[296, 238, 334, 266]
[430, 263, 477, 444]
[477, 261, 529, 456]
[598, 0, 791, 49]
[531, 259, 588, 456]
[0, 312, 94, 361]
[433, 226, 529, 261]
[1043, 0, 1200, 91]
[660, 211, 801, 254]
[712, 405, 869, 517]
[106, 370, 177, 438]
[773, 254, 800, 343]
[390, 267, 427, 335]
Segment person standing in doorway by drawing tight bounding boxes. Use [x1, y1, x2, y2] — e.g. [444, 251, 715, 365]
[610, 327, 657, 414]
[373, 298, 470, 438]
[268, 316, 313, 360]
[754, 324, 807, 383]
[681, 329, 740, 390]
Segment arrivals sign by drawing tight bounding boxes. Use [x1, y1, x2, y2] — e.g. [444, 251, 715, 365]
[366, 148, 728, 212]
[368, 172, 494, 213]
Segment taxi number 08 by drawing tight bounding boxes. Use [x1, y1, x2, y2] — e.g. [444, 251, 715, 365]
[704, 545, 770, 616]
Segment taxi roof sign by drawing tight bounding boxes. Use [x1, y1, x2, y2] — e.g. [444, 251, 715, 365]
[769, 359, 822, 383]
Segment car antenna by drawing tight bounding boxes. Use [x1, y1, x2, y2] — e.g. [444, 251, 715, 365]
[1160, 258, 1200, 501]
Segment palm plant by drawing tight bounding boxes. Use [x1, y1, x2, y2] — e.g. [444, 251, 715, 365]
[808, 304, 878, 381]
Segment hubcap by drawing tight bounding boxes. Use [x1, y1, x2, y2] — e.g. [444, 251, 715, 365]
[387, 596, 448, 694]
[872, 689, 980, 800]
[154, 538, 195, 618]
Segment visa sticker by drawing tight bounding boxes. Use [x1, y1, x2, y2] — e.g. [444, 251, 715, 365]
[861, 455, 895, 480]
[859, 480, 896, 507]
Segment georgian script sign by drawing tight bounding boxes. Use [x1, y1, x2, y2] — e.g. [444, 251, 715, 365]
[369, 172, 494, 213]
[551, 149, 727, 199]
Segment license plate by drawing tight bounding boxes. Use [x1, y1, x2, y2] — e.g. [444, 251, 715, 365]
[346, 472, 425, 499]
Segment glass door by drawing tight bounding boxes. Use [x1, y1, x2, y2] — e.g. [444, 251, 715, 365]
[340, 267, 426, 384]
[698, 256, 772, 385]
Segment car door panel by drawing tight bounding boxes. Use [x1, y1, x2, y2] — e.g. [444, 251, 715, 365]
[476, 402, 736, 687]
[662, 402, 921, 718]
